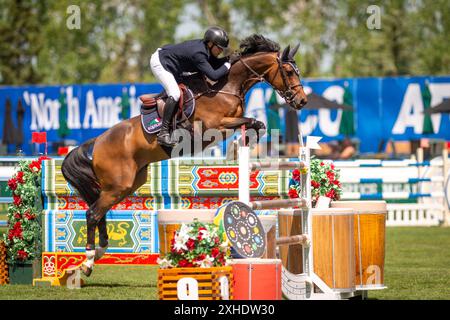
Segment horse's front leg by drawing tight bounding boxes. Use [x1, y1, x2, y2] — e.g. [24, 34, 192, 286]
[220, 117, 266, 143]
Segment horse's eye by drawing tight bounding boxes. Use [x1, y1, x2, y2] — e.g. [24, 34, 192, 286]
[287, 70, 295, 76]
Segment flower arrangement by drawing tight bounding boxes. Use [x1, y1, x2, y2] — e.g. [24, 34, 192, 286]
[157, 220, 231, 269]
[289, 158, 342, 207]
[3, 156, 50, 264]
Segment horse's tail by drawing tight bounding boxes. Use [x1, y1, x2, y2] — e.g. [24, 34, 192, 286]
[61, 138, 101, 206]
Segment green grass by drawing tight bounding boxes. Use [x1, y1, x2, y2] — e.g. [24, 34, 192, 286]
[0, 227, 449, 300]
[369, 227, 450, 300]
[0, 266, 159, 300]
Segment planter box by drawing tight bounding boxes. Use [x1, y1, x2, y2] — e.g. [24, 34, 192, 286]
[8, 262, 34, 285]
[158, 266, 233, 300]
[8, 258, 41, 285]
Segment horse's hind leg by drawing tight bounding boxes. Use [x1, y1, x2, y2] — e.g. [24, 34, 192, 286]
[81, 207, 101, 276]
[81, 166, 149, 275]
[94, 215, 109, 261]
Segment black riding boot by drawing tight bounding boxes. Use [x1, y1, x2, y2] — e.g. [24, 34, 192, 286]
[157, 96, 178, 147]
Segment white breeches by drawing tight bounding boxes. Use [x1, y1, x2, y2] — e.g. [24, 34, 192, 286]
[150, 48, 181, 101]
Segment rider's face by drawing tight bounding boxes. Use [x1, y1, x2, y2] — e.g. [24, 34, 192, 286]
[209, 43, 223, 57]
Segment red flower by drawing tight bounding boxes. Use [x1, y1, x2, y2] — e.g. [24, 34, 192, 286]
[24, 212, 36, 220]
[14, 213, 22, 220]
[332, 180, 341, 187]
[292, 169, 301, 182]
[326, 171, 335, 181]
[38, 156, 51, 165]
[216, 253, 225, 264]
[178, 259, 193, 267]
[13, 195, 22, 206]
[8, 221, 23, 241]
[330, 164, 335, 170]
[197, 227, 206, 241]
[288, 188, 299, 199]
[195, 254, 206, 261]
[186, 239, 196, 251]
[17, 250, 28, 261]
[16, 171, 25, 184]
[211, 247, 220, 258]
[311, 180, 320, 189]
[214, 236, 220, 244]
[325, 189, 336, 199]
[29, 161, 41, 172]
[320, 162, 324, 166]
[7, 178, 17, 191]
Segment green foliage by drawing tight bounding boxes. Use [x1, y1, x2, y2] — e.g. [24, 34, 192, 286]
[332, 0, 450, 76]
[308, 158, 342, 203]
[289, 158, 342, 207]
[3, 157, 49, 264]
[158, 219, 231, 268]
[0, 0, 48, 84]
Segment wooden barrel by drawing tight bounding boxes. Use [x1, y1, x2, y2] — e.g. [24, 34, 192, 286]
[277, 209, 304, 275]
[312, 208, 355, 292]
[259, 215, 277, 259]
[230, 258, 282, 300]
[157, 209, 215, 256]
[331, 201, 386, 290]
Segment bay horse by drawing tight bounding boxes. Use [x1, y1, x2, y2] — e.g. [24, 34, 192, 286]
[61, 34, 307, 276]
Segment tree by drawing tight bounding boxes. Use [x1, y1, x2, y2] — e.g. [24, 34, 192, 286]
[0, 0, 49, 85]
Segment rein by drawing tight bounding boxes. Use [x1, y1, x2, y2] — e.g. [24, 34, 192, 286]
[184, 52, 302, 106]
[239, 53, 303, 105]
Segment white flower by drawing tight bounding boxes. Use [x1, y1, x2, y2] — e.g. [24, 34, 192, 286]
[219, 241, 229, 253]
[199, 228, 210, 240]
[198, 255, 215, 268]
[172, 237, 188, 252]
[157, 257, 173, 269]
[177, 224, 192, 241]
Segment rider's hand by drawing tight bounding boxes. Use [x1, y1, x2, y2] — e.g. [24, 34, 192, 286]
[229, 52, 241, 64]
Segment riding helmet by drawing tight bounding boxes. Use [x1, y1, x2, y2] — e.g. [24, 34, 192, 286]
[203, 26, 229, 50]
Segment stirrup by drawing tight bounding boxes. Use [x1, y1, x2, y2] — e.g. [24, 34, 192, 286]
[157, 132, 176, 147]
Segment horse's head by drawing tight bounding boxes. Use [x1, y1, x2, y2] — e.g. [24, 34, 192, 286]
[268, 44, 307, 110]
[236, 35, 307, 110]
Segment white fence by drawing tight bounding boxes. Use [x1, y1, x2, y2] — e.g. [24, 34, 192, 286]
[334, 150, 450, 227]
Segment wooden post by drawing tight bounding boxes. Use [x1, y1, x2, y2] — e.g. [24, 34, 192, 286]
[276, 234, 309, 246]
[249, 198, 307, 210]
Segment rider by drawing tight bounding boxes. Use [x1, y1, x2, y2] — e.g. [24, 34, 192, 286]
[150, 26, 232, 147]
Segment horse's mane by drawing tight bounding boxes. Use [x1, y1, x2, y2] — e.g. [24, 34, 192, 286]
[239, 34, 280, 56]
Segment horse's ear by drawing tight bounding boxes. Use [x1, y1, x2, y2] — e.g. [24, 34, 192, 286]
[289, 43, 300, 60]
[282, 45, 291, 61]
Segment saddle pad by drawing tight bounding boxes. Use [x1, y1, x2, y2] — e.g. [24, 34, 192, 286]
[140, 88, 195, 134]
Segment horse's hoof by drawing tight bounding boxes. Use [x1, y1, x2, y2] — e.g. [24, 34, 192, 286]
[80, 263, 93, 277]
[94, 245, 108, 261]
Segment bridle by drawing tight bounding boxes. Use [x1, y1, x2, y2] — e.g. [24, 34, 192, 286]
[239, 52, 303, 106]
[188, 52, 303, 107]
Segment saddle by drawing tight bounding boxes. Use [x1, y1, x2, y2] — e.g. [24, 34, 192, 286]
[139, 84, 195, 135]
